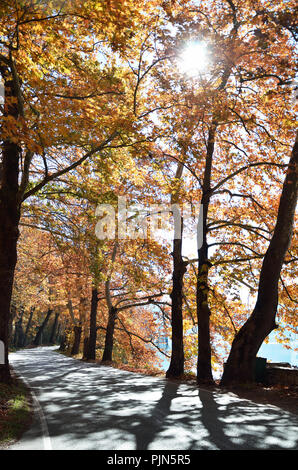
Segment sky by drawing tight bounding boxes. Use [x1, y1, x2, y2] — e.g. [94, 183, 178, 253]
[259, 333, 297, 366]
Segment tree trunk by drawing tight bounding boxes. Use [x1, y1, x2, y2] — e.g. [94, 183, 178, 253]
[197, 255, 214, 385]
[33, 309, 53, 346]
[56, 322, 61, 343]
[196, 123, 217, 385]
[13, 321, 18, 349]
[102, 307, 117, 363]
[166, 237, 187, 377]
[221, 131, 298, 386]
[0, 68, 21, 383]
[49, 312, 59, 345]
[8, 303, 17, 348]
[86, 287, 98, 360]
[83, 336, 89, 359]
[166, 162, 186, 378]
[59, 332, 67, 352]
[23, 307, 35, 347]
[71, 324, 82, 355]
[77, 294, 87, 357]
[15, 309, 25, 348]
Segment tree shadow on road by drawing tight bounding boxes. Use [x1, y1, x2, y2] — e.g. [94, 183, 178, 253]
[135, 380, 180, 450]
[197, 387, 298, 450]
[9, 348, 298, 450]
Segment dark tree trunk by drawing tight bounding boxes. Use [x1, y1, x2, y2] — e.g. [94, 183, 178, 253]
[49, 312, 59, 345]
[166, 237, 187, 378]
[166, 163, 186, 378]
[56, 323, 61, 343]
[0, 68, 22, 383]
[23, 307, 34, 347]
[221, 131, 298, 386]
[71, 324, 82, 355]
[8, 303, 17, 348]
[59, 333, 67, 352]
[33, 309, 52, 346]
[102, 307, 117, 363]
[196, 123, 217, 385]
[83, 336, 89, 359]
[197, 253, 214, 384]
[15, 309, 25, 348]
[86, 287, 98, 360]
[59, 321, 69, 351]
[13, 321, 18, 349]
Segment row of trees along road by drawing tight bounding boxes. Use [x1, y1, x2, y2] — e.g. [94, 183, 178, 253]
[0, 0, 297, 385]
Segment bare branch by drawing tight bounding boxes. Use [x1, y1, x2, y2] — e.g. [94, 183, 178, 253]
[97, 323, 170, 358]
[213, 256, 263, 266]
[116, 293, 166, 311]
[211, 161, 287, 194]
[280, 276, 298, 304]
[22, 131, 119, 200]
[210, 287, 238, 334]
[208, 241, 263, 257]
[213, 189, 266, 211]
[208, 221, 272, 241]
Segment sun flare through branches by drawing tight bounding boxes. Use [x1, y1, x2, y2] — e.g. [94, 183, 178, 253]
[178, 41, 210, 77]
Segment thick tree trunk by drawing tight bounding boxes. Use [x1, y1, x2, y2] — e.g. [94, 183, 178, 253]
[102, 306, 117, 363]
[102, 242, 118, 363]
[197, 256, 214, 384]
[166, 162, 186, 378]
[197, 202, 214, 384]
[33, 309, 53, 346]
[221, 131, 298, 386]
[49, 312, 59, 345]
[196, 123, 217, 385]
[83, 336, 89, 359]
[23, 307, 35, 347]
[166, 237, 187, 377]
[86, 287, 98, 360]
[70, 324, 82, 355]
[0, 70, 21, 383]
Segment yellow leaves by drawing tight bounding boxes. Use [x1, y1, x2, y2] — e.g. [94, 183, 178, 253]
[282, 118, 297, 130]
[1, 0, 296, 375]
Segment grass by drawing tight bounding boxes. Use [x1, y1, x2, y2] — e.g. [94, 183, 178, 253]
[0, 376, 32, 448]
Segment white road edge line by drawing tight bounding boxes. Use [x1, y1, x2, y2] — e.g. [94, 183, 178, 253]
[18, 374, 52, 450]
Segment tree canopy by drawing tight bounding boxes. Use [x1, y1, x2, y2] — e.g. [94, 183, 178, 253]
[0, 0, 297, 386]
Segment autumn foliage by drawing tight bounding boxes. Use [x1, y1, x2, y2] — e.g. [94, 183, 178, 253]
[0, 0, 297, 385]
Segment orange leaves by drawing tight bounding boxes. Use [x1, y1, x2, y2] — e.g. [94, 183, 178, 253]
[1, 0, 296, 373]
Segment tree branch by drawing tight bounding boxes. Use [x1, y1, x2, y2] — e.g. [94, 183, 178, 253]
[22, 131, 118, 200]
[211, 161, 287, 194]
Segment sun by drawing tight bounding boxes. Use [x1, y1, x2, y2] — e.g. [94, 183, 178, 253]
[178, 41, 209, 77]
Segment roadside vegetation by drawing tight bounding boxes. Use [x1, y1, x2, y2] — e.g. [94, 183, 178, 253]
[0, 376, 32, 448]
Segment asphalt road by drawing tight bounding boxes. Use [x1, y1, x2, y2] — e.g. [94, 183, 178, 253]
[8, 347, 298, 450]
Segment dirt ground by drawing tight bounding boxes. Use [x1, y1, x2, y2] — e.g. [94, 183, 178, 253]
[223, 385, 298, 415]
